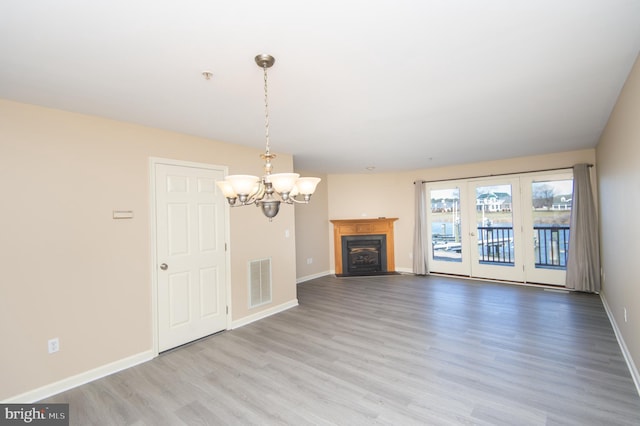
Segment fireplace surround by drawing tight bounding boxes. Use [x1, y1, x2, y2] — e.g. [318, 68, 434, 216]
[330, 218, 398, 276]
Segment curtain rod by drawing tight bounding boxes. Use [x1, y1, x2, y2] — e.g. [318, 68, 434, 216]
[414, 164, 593, 185]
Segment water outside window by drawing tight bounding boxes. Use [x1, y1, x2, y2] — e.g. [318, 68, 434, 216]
[430, 188, 462, 262]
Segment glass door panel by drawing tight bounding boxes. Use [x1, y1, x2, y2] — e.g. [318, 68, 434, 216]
[521, 173, 573, 285]
[427, 184, 469, 275]
[468, 179, 524, 282]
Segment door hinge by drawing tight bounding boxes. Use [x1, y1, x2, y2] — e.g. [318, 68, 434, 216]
[226, 306, 229, 315]
[225, 243, 228, 252]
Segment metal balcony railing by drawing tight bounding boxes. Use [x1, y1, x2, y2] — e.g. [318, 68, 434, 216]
[533, 225, 570, 269]
[432, 225, 570, 270]
[477, 226, 514, 265]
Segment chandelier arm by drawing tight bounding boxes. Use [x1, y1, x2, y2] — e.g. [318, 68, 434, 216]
[242, 180, 266, 205]
[285, 196, 311, 205]
[233, 197, 262, 207]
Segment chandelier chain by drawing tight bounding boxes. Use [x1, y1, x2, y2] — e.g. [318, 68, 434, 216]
[263, 64, 270, 156]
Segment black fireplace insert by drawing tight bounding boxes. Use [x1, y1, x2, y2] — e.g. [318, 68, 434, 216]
[339, 234, 388, 276]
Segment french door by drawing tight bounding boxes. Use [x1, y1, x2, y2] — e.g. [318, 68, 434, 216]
[426, 181, 470, 276]
[468, 178, 524, 282]
[426, 171, 573, 286]
[521, 173, 573, 285]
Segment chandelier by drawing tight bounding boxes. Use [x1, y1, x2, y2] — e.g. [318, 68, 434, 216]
[216, 54, 321, 220]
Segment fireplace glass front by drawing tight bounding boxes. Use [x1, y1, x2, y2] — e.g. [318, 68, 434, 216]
[340, 234, 387, 276]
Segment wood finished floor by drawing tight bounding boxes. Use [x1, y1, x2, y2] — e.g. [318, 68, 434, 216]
[42, 274, 640, 425]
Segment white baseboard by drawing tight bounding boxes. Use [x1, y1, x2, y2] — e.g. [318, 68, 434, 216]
[296, 271, 332, 284]
[600, 293, 640, 397]
[3, 350, 155, 403]
[4, 299, 298, 403]
[229, 299, 298, 329]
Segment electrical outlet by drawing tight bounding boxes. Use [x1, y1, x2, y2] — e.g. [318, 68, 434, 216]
[48, 338, 60, 354]
[624, 308, 628, 323]
[307, 258, 313, 265]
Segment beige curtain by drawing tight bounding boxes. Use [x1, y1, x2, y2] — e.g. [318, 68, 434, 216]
[413, 180, 428, 275]
[566, 164, 600, 293]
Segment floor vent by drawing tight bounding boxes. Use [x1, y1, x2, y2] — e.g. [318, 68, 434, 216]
[249, 258, 272, 307]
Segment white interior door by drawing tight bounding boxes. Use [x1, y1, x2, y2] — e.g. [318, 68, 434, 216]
[155, 162, 228, 352]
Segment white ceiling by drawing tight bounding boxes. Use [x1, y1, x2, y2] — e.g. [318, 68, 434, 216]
[1, 1, 639, 174]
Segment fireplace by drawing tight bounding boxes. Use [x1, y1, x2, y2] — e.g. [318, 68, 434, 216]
[341, 235, 387, 276]
[330, 218, 398, 276]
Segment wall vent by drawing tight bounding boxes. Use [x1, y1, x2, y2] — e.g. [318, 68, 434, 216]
[249, 258, 272, 307]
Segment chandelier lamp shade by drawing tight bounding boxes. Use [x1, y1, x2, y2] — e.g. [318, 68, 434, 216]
[216, 54, 321, 220]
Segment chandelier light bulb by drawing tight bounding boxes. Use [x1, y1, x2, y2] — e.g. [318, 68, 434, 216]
[296, 177, 321, 195]
[226, 175, 260, 196]
[215, 180, 237, 198]
[269, 173, 300, 194]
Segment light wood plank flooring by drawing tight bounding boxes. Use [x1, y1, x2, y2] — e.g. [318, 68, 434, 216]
[42, 274, 640, 425]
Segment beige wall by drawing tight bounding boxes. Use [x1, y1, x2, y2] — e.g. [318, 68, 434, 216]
[6, 60, 638, 399]
[294, 170, 330, 281]
[597, 54, 640, 378]
[0, 99, 298, 400]
[327, 149, 596, 273]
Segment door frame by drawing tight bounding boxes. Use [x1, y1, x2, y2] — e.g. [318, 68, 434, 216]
[520, 171, 574, 285]
[425, 169, 575, 286]
[149, 157, 231, 356]
[467, 177, 525, 282]
[426, 180, 470, 276]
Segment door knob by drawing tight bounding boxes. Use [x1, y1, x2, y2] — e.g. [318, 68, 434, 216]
[470, 232, 475, 236]
[160, 263, 168, 270]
